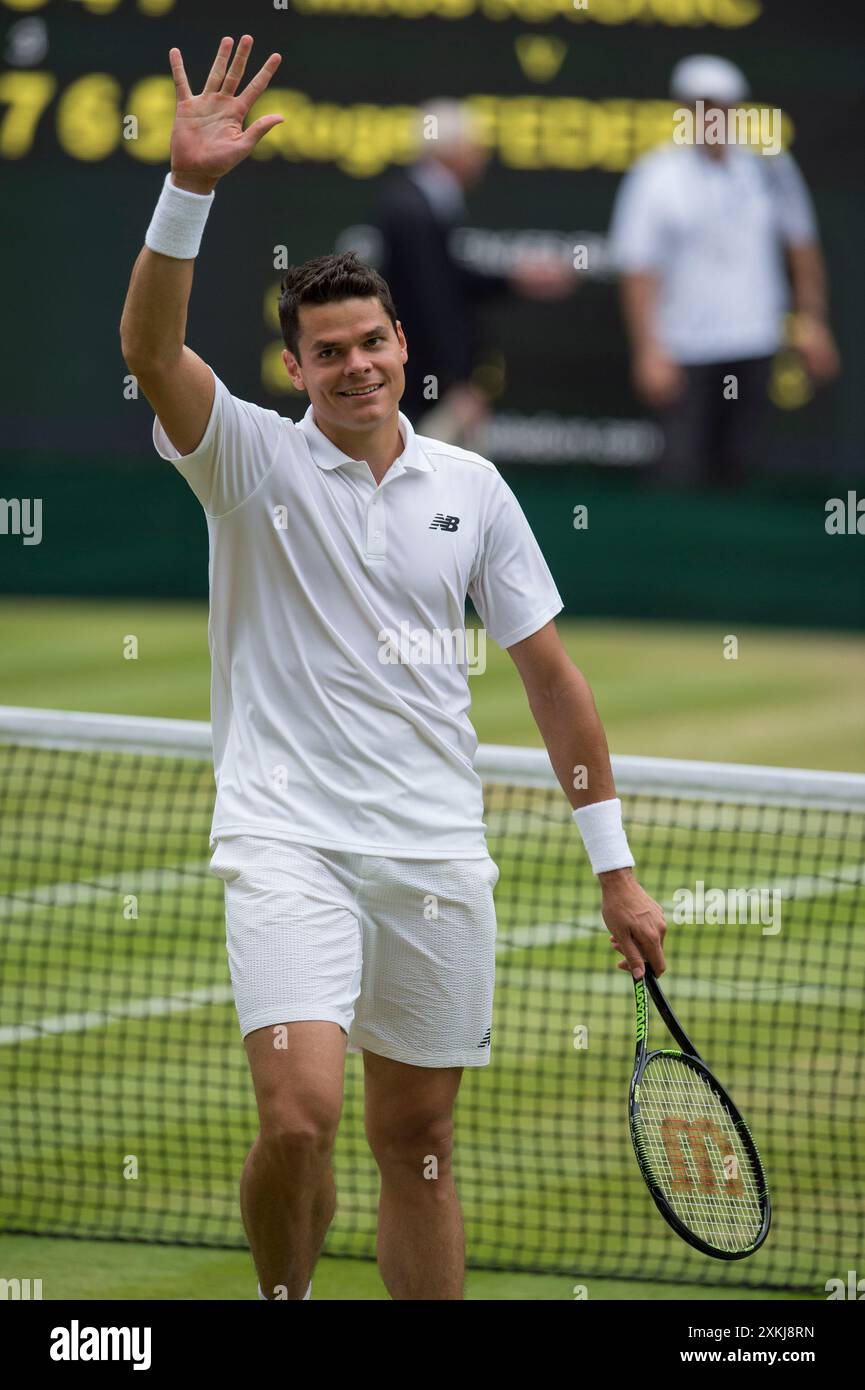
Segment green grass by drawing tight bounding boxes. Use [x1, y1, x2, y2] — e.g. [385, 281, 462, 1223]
[0, 1236, 815, 1301]
[1, 597, 863, 769]
[1, 598, 862, 1300]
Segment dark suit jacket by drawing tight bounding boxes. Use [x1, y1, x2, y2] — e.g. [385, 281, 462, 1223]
[373, 171, 509, 421]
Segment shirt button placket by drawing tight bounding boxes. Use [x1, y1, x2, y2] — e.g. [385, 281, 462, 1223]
[366, 492, 386, 557]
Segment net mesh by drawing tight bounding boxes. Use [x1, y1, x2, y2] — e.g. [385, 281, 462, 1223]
[1, 710, 863, 1291]
[634, 1052, 764, 1253]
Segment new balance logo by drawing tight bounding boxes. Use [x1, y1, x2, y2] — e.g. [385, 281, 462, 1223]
[477, 1028, 491, 1048]
[429, 514, 460, 532]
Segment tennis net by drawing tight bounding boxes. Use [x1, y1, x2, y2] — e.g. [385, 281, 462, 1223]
[1, 705, 863, 1291]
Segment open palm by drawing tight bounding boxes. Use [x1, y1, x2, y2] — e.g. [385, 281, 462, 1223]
[169, 35, 283, 184]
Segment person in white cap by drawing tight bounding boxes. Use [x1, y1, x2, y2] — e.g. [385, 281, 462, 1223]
[608, 54, 840, 487]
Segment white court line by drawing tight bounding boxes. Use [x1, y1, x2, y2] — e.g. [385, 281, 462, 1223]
[2, 860, 862, 925]
[0, 863, 214, 919]
[1, 964, 855, 1047]
[0, 986, 235, 1046]
[495, 862, 865, 951]
[1, 862, 862, 1045]
[515, 968, 863, 1010]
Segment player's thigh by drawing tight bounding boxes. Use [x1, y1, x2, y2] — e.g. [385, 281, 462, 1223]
[363, 1050, 464, 1163]
[245, 1020, 348, 1143]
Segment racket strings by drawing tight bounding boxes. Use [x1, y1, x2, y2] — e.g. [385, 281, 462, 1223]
[635, 1054, 764, 1251]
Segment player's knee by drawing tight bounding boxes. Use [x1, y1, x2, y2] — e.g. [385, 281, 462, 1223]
[259, 1111, 338, 1171]
[367, 1113, 455, 1175]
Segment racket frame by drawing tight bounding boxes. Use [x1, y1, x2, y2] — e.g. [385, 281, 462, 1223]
[628, 966, 772, 1260]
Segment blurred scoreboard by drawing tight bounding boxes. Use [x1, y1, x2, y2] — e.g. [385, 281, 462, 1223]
[1, 0, 862, 472]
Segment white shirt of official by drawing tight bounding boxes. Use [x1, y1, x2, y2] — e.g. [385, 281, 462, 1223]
[153, 373, 563, 857]
[608, 142, 818, 365]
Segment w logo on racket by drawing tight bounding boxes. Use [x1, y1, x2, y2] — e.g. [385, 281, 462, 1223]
[660, 1116, 744, 1197]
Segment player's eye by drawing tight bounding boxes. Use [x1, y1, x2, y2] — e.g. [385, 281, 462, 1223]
[366, 336, 383, 346]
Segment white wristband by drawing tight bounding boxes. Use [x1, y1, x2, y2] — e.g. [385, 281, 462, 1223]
[145, 172, 214, 259]
[572, 797, 635, 874]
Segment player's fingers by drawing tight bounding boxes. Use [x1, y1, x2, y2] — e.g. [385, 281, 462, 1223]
[242, 114, 285, 150]
[169, 48, 192, 103]
[203, 36, 234, 95]
[239, 53, 283, 114]
[222, 33, 253, 97]
[617, 936, 645, 979]
[646, 937, 666, 977]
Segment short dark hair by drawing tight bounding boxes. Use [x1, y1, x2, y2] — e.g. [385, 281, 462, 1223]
[278, 251, 399, 361]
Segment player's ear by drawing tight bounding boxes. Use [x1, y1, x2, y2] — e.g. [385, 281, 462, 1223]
[395, 320, 408, 362]
[283, 346, 305, 391]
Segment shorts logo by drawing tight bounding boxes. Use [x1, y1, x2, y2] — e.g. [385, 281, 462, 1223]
[429, 513, 460, 532]
[477, 1028, 491, 1048]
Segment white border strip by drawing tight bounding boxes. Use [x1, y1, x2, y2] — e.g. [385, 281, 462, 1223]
[1, 706, 863, 811]
[477, 744, 865, 811]
[0, 706, 212, 759]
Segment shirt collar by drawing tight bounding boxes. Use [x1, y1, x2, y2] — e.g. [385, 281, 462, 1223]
[297, 405, 435, 474]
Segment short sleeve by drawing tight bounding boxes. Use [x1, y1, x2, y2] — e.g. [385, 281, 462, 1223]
[152, 369, 283, 516]
[468, 473, 564, 649]
[766, 152, 818, 246]
[608, 159, 668, 274]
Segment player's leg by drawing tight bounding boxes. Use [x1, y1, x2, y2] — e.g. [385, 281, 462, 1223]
[363, 1052, 465, 1300]
[209, 835, 364, 1299]
[242, 1020, 346, 1299]
[350, 853, 500, 1299]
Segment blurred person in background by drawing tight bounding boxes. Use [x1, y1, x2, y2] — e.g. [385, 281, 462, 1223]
[373, 99, 574, 448]
[609, 54, 840, 489]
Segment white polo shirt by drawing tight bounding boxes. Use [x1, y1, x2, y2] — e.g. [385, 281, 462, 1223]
[153, 371, 563, 857]
[608, 143, 818, 364]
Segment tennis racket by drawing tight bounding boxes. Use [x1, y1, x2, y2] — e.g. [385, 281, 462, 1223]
[628, 966, 771, 1259]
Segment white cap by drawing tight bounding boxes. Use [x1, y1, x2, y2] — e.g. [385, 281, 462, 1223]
[670, 55, 749, 103]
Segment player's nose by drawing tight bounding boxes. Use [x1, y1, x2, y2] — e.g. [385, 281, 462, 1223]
[342, 348, 373, 375]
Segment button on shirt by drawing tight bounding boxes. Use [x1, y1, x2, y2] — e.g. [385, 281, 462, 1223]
[608, 143, 818, 364]
[153, 373, 564, 857]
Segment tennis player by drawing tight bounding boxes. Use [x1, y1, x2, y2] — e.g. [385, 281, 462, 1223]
[120, 35, 667, 1301]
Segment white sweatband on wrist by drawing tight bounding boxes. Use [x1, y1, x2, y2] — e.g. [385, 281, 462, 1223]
[572, 797, 635, 874]
[145, 172, 214, 259]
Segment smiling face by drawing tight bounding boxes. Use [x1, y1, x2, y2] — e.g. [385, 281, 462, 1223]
[283, 297, 408, 439]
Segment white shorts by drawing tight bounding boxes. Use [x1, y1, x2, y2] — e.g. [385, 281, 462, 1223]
[208, 836, 500, 1068]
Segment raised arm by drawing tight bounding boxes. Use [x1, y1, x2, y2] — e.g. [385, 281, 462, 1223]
[119, 35, 283, 456]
